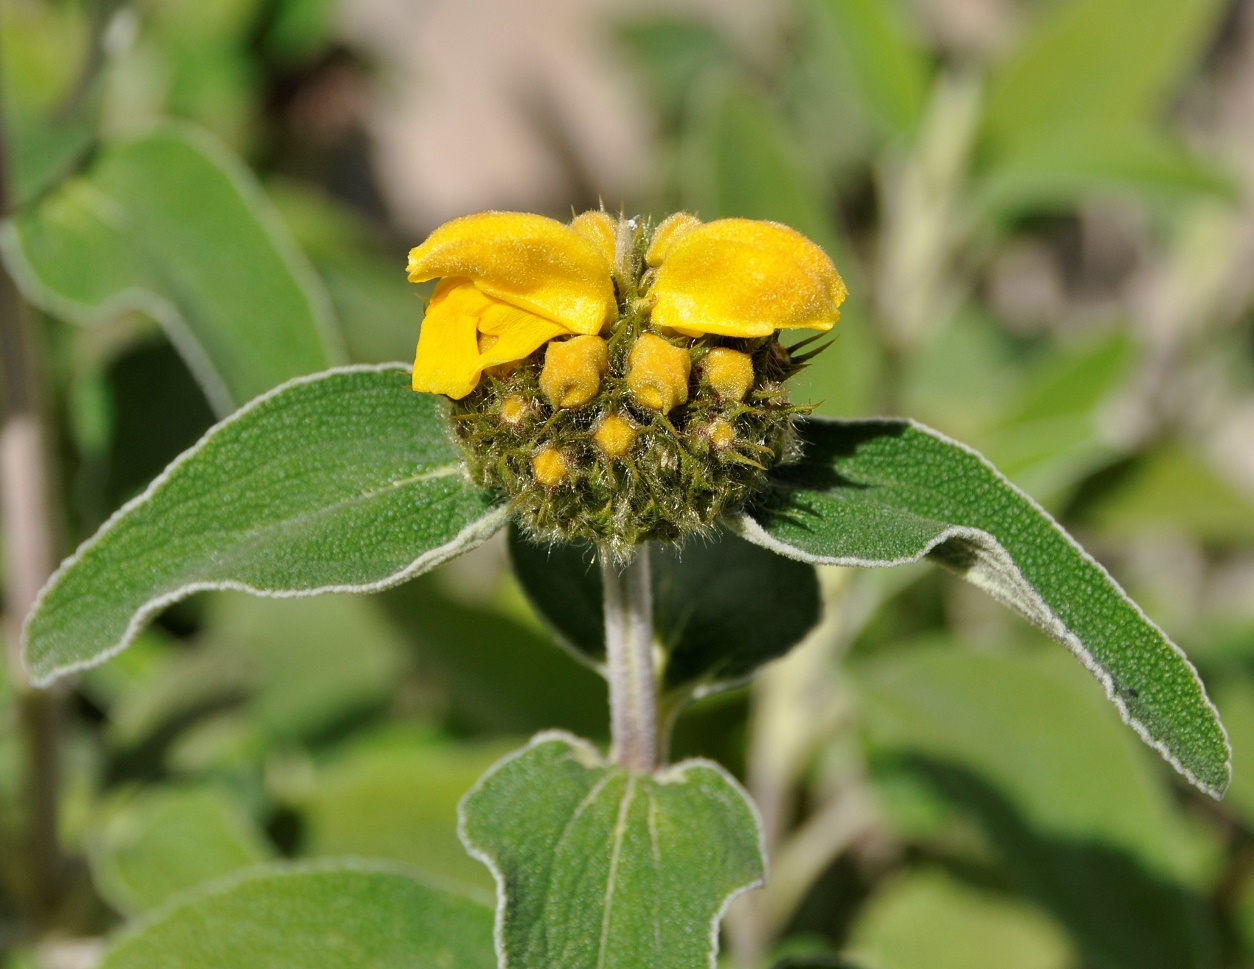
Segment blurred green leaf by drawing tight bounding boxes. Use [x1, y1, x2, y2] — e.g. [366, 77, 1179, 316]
[297, 728, 511, 891]
[509, 524, 822, 693]
[977, 332, 1133, 501]
[9, 115, 93, 209]
[507, 526, 603, 665]
[812, 0, 929, 136]
[847, 868, 1073, 969]
[90, 786, 271, 915]
[459, 734, 763, 969]
[23, 366, 505, 686]
[857, 647, 1218, 969]
[383, 574, 611, 739]
[737, 417, 1230, 796]
[98, 861, 495, 969]
[200, 593, 404, 743]
[1207, 675, 1254, 829]
[617, 19, 733, 125]
[1077, 445, 1254, 546]
[3, 125, 342, 413]
[269, 180, 420, 365]
[92, 338, 219, 522]
[982, 0, 1227, 153]
[679, 79, 842, 257]
[1233, 864, 1254, 960]
[977, 127, 1236, 219]
[265, 0, 341, 63]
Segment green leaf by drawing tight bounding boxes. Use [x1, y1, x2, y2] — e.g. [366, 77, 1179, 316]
[982, 0, 1227, 153]
[23, 365, 505, 686]
[735, 417, 1230, 797]
[199, 593, 406, 742]
[2, 125, 342, 413]
[459, 733, 765, 969]
[90, 786, 272, 915]
[616, 19, 734, 126]
[679, 80, 843, 258]
[98, 861, 495, 969]
[847, 869, 1074, 969]
[268, 179, 422, 365]
[975, 332, 1133, 502]
[856, 646, 1218, 969]
[509, 524, 822, 693]
[976, 126, 1236, 219]
[1207, 674, 1254, 830]
[383, 577, 611, 739]
[297, 728, 511, 892]
[813, 0, 929, 136]
[1077, 445, 1254, 546]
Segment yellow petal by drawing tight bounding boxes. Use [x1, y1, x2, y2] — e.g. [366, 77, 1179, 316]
[412, 279, 567, 399]
[569, 210, 618, 268]
[476, 302, 567, 370]
[644, 212, 702, 267]
[407, 211, 616, 335]
[411, 278, 483, 399]
[649, 218, 847, 338]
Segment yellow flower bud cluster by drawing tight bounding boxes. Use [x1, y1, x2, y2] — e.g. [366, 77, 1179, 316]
[406, 210, 845, 551]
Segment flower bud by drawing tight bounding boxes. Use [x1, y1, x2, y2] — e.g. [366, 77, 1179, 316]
[532, 447, 568, 487]
[499, 395, 528, 425]
[704, 418, 736, 449]
[540, 335, 609, 409]
[627, 333, 690, 413]
[594, 414, 636, 458]
[702, 348, 754, 402]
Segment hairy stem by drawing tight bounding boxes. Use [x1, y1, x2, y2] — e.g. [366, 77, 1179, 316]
[0, 9, 65, 921]
[601, 545, 658, 773]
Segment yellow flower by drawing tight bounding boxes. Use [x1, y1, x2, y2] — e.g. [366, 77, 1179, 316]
[645, 214, 847, 338]
[407, 212, 617, 399]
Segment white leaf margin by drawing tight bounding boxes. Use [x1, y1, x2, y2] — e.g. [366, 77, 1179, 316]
[23, 363, 507, 687]
[731, 415, 1232, 799]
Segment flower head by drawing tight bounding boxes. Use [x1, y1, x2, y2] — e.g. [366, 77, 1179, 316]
[406, 210, 847, 552]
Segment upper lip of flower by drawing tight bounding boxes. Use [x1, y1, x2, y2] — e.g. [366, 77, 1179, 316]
[406, 211, 618, 399]
[406, 210, 847, 400]
[645, 215, 848, 339]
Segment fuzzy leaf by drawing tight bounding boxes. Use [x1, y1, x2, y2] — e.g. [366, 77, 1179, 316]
[459, 733, 765, 969]
[90, 786, 272, 916]
[98, 861, 495, 969]
[734, 416, 1230, 797]
[1, 124, 341, 413]
[24, 365, 504, 686]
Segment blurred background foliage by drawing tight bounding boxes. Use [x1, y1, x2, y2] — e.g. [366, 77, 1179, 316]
[2, 0, 1254, 966]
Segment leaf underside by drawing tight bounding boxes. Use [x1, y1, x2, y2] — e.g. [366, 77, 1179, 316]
[508, 523, 822, 695]
[23, 365, 504, 686]
[735, 416, 1230, 797]
[459, 733, 765, 969]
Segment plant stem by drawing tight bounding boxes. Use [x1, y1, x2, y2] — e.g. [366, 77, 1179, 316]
[600, 545, 657, 773]
[0, 8, 65, 922]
